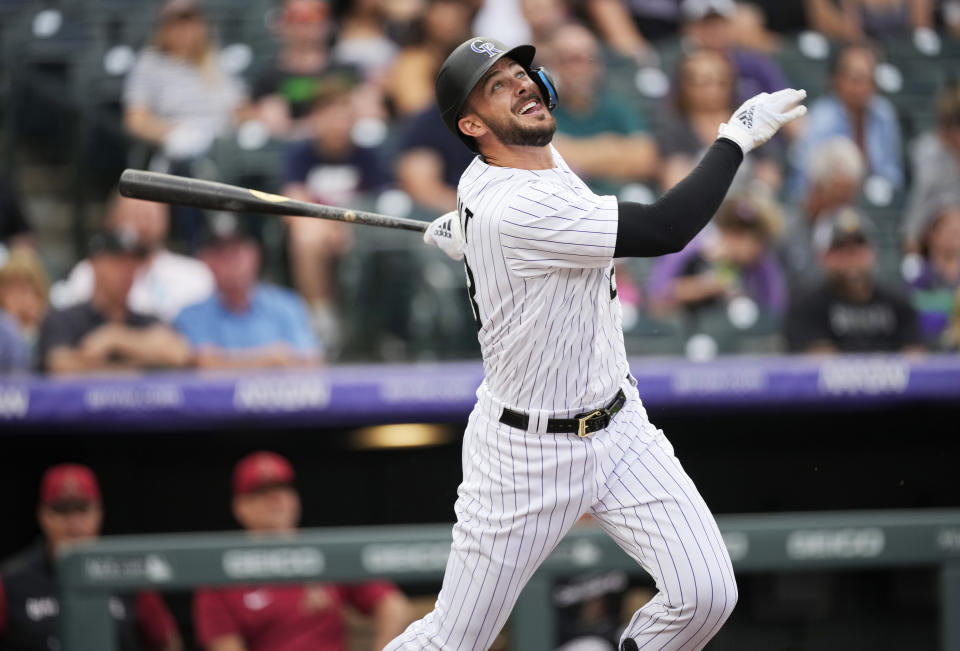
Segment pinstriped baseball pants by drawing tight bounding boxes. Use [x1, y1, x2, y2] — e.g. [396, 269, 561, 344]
[384, 378, 737, 651]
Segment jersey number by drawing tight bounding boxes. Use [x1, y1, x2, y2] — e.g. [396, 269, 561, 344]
[461, 207, 481, 329]
[464, 256, 482, 330]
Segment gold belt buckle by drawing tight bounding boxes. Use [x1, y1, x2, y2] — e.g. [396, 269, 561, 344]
[577, 409, 604, 438]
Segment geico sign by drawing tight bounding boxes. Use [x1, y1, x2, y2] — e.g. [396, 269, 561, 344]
[361, 543, 451, 573]
[786, 528, 885, 560]
[222, 547, 324, 579]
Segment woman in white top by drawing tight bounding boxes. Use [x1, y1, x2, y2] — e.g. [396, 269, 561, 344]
[123, 0, 253, 163]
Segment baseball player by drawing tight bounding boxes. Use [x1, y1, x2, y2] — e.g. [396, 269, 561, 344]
[401, 37, 806, 651]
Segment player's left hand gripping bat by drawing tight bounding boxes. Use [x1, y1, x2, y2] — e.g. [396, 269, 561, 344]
[118, 169, 429, 233]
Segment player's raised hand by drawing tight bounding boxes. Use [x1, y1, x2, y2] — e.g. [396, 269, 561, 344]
[718, 88, 807, 155]
[423, 211, 465, 261]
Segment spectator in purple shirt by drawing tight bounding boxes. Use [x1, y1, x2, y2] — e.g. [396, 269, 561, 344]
[904, 194, 960, 348]
[647, 194, 787, 320]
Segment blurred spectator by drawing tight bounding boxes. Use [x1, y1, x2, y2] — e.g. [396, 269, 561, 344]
[0, 176, 33, 252]
[0, 312, 28, 373]
[680, 0, 792, 109]
[547, 23, 659, 195]
[394, 104, 476, 214]
[790, 43, 903, 197]
[805, 0, 933, 42]
[193, 452, 411, 651]
[903, 84, 960, 251]
[522, 0, 573, 50]
[583, 0, 669, 63]
[282, 81, 390, 350]
[330, 0, 399, 81]
[36, 231, 191, 374]
[0, 464, 182, 651]
[785, 208, 923, 353]
[174, 215, 321, 369]
[385, 0, 475, 117]
[647, 194, 787, 320]
[904, 194, 960, 347]
[656, 48, 782, 191]
[779, 136, 865, 290]
[123, 0, 252, 164]
[252, 0, 339, 138]
[946, 286, 960, 350]
[55, 194, 214, 322]
[473, 0, 532, 47]
[0, 247, 49, 361]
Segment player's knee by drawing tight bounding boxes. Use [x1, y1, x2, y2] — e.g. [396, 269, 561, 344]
[674, 568, 738, 631]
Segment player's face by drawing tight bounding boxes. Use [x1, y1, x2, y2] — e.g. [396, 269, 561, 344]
[38, 501, 103, 552]
[834, 49, 876, 112]
[822, 240, 875, 291]
[233, 484, 302, 532]
[462, 59, 556, 149]
[927, 207, 960, 255]
[91, 253, 141, 307]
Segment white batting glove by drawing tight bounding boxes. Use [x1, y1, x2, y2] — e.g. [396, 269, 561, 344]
[717, 88, 807, 155]
[423, 211, 464, 261]
[163, 123, 214, 160]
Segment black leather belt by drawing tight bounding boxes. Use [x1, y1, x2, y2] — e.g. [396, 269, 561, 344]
[499, 389, 627, 437]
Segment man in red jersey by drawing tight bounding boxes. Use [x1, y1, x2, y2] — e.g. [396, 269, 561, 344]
[193, 451, 411, 651]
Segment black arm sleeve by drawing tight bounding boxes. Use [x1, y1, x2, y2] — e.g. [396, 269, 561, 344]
[613, 138, 744, 257]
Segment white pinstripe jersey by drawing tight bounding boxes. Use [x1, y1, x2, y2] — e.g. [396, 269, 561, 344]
[457, 145, 628, 416]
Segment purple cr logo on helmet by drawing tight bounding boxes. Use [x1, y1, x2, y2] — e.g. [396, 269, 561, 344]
[470, 39, 503, 58]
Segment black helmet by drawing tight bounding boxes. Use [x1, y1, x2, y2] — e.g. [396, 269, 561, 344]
[435, 37, 559, 152]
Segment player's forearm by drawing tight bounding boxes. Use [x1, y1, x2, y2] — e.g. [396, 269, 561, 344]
[370, 592, 412, 650]
[114, 327, 192, 368]
[614, 138, 743, 257]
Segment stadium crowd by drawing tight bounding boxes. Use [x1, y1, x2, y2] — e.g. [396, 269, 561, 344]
[1, 0, 960, 371]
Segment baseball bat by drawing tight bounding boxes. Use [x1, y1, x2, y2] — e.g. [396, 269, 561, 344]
[118, 169, 428, 233]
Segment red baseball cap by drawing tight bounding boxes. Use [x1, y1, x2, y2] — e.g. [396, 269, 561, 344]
[39, 464, 101, 507]
[233, 452, 295, 496]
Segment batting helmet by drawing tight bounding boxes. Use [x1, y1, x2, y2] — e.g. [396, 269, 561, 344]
[436, 37, 559, 152]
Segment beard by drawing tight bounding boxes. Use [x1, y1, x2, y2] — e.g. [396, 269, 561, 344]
[484, 110, 556, 147]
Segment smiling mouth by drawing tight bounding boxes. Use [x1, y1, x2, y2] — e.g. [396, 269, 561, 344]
[517, 99, 541, 115]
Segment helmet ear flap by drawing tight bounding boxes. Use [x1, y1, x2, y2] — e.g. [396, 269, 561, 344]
[531, 66, 559, 111]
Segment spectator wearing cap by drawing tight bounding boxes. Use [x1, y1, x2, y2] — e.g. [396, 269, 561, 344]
[0, 464, 182, 651]
[778, 136, 865, 291]
[36, 231, 191, 374]
[54, 193, 214, 322]
[281, 80, 390, 351]
[790, 42, 903, 198]
[124, 0, 253, 164]
[903, 195, 960, 348]
[647, 194, 787, 319]
[546, 23, 659, 197]
[784, 208, 923, 353]
[0, 248, 49, 372]
[193, 452, 412, 651]
[173, 217, 320, 368]
[903, 85, 960, 252]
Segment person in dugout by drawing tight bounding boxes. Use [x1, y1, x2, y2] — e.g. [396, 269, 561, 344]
[193, 451, 412, 651]
[0, 463, 183, 651]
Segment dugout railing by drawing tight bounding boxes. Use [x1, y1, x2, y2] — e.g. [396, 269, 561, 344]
[58, 508, 960, 651]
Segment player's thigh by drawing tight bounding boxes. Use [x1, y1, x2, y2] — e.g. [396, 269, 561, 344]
[428, 416, 594, 647]
[589, 427, 735, 608]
